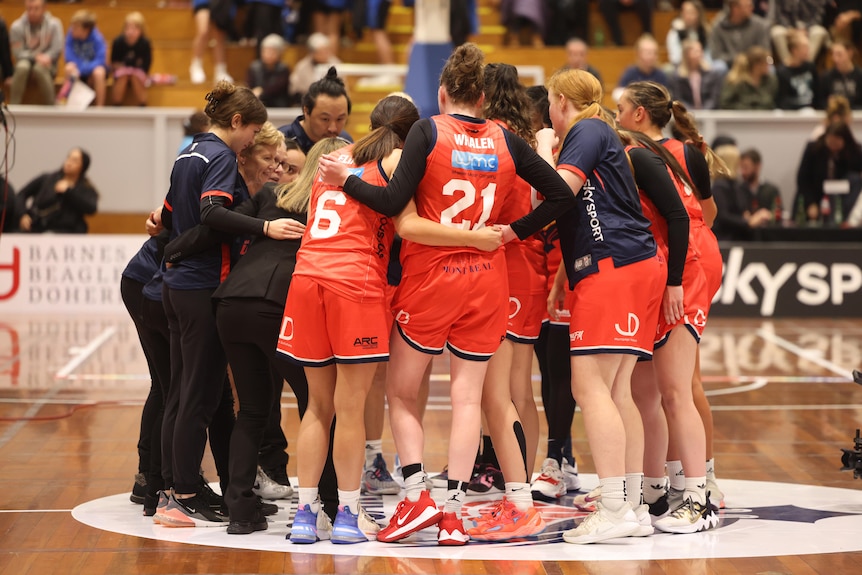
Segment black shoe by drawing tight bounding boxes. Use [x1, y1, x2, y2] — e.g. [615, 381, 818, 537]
[130, 473, 147, 504]
[227, 512, 268, 535]
[143, 492, 159, 517]
[198, 473, 225, 510]
[257, 497, 278, 517]
[648, 492, 670, 518]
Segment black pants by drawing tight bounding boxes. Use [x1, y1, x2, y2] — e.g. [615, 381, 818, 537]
[536, 322, 576, 460]
[244, 3, 283, 48]
[599, 0, 653, 46]
[121, 277, 168, 493]
[163, 286, 235, 495]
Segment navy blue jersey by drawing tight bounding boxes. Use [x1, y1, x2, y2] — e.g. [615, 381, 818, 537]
[278, 116, 353, 155]
[555, 118, 656, 289]
[122, 236, 161, 285]
[163, 133, 244, 290]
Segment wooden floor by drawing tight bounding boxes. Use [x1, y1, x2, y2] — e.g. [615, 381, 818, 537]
[1, 315, 861, 574]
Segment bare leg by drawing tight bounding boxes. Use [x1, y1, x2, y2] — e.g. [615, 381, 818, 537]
[482, 339, 528, 483]
[631, 360, 667, 478]
[297, 365, 337, 488]
[509, 341, 539, 476]
[332, 362, 378, 491]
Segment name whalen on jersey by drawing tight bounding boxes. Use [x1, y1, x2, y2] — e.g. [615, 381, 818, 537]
[453, 134, 495, 149]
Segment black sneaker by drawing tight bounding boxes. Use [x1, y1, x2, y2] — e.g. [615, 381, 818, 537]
[258, 497, 279, 517]
[227, 511, 268, 535]
[648, 491, 669, 519]
[130, 473, 147, 504]
[198, 473, 225, 510]
[143, 492, 159, 517]
[158, 493, 227, 528]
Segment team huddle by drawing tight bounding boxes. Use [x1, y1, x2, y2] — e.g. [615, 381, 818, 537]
[122, 42, 727, 547]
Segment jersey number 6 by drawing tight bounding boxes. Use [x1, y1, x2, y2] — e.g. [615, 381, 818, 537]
[308, 190, 346, 239]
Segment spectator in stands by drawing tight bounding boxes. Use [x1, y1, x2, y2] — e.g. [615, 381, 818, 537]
[564, 37, 603, 86]
[500, 0, 546, 47]
[819, 41, 862, 110]
[311, 0, 349, 55]
[598, 0, 654, 46]
[179, 110, 211, 154]
[289, 33, 342, 106]
[243, 0, 285, 49]
[279, 66, 352, 154]
[667, 1, 718, 69]
[796, 121, 862, 222]
[9, 0, 63, 106]
[670, 39, 725, 109]
[769, 0, 828, 66]
[811, 96, 854, 142]
[739, 148, 783, 222]
[719, 45, 777, 109]
[775, 30, 820, 110]
[64, 10, 108, 107]
[709, 0, 771, 68]
[351, 0, 395, 64]
[110, 11, 152, 107]
[825, 1, 862, 50]
[613, 34, 668, 101]
[247, 34, 291, 108]
[16, 147, 98, 234]
[712, 142, 762, 241]
[1, 178, 18, 233]
[0, 17, 13, 87]
[545, 0, 588, 46]
[189, 0, 232, 85]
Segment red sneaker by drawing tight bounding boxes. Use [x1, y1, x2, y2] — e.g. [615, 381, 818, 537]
[377, 490, 442, 543]
[467, 497, 546, 541]
[437, 512, 469, 546]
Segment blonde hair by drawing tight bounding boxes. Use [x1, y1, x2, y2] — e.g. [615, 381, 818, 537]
[70, 9, 96, 30]
[241, 121, 284, 161]
[276, 137, 346, 214]
[546, 68, 611, 133]
[725, 46, 770, 86]
[124, 11, 145, 34]
[714, 144, 740, 180]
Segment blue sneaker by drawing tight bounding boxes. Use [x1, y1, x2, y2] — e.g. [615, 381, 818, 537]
[331, 505, 369, 544]
[289, 504, 331, 544]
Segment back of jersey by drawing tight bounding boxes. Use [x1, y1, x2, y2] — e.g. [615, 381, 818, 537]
[402, 114, 516, 275]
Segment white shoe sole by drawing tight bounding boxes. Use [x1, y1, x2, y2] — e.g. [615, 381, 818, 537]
[563, 520, 641, 544]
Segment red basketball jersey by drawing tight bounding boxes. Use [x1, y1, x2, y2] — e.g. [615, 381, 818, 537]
[293, 145, 394, 301]
[400, 114, 517, 276]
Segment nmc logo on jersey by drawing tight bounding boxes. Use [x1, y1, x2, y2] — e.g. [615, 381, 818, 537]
[451, 150, 498, 172]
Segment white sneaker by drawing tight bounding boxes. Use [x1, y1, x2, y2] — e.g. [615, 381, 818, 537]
[562, 457, 581, 492]
[654, 496, 719, 534]
[189, 60, 206, 85]
[357, 505, 380, 540]
[633, 503, 655, 536]
[253, 467, 293, 500]
[706, 476, 725, 508]
[562, 501, 641, 544]
[531, 458, 567, 500]
[214, 65, 233, 83]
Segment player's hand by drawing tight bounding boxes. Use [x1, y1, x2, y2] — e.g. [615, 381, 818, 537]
[470, 225, 504, 252]
[547, 282, 566, 320]
[500, 224, 518, 244]
[535, 128, 558, 152]
[19, 214, 32, 232]
[317, 154, 350, 187]
[146, 208, 163, 236]
[265, 218, 305, 240]
[662, 284, 684, 326]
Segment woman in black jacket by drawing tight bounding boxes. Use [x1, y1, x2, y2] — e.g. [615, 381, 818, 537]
[17, 148, 98, 233]
[796, 120, 862, 222]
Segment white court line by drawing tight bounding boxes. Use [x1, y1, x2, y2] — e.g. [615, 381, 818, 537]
[711, 403, 862, 411]
[706, 378, 768, 396]
[55, 327, 117, 379]
[757, 328, 856, 381]
[0, 509, 73, 513]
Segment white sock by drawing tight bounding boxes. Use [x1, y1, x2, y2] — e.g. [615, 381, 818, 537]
[297, 487, 319, 513]
[667, 460, 685, 491]
[190, 58, 202, 68]
[706, 458, 716, 479]
[599, 476, 626, 512]
[365, 439, 383, 469]
[643, 476, 667, 504]
[625, 473, 644, 506]
[684, 477, 706, 505]
[505, 482, 533, 511]
[444, 484, 466, 515]
[337, 488, 361, 513]
[404, 466, 427, 502]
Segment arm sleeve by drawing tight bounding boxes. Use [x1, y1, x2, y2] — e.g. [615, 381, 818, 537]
[629, 148, 689, 286]
[796, 144, 819, 208]
[505, 131, 577, 239]
[198, 154, 267, 235]
[341, 119, 432, 216]
[64, 33, 77, 69]
[141, 38, 152, 73]
[17, 174, 47, 215]
[684, 144, 712, 199]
